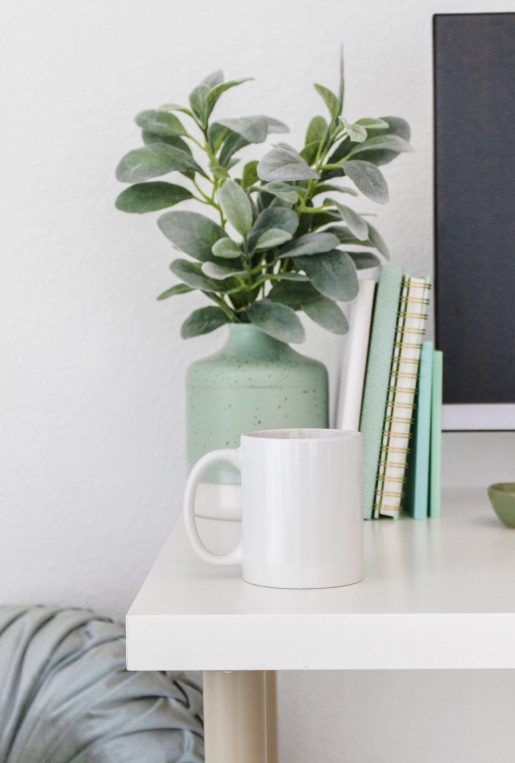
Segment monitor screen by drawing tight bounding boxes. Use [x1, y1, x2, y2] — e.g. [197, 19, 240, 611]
[434, 13, 515, 428]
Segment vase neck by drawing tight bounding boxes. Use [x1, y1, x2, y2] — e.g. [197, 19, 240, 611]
[222, 324, 291, 360]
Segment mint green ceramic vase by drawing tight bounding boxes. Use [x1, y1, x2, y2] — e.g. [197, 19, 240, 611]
[186, 324, 329, 492]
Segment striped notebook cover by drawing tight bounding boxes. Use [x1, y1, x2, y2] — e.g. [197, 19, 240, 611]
[374, 276, 431, 518]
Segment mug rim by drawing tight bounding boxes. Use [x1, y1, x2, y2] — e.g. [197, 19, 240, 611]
[242, 428, 362, 441]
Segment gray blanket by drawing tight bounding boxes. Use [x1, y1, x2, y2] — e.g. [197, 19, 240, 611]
[0, 606, 204, 762]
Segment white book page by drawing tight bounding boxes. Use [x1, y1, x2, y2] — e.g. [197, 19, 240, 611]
[335, 279, 376, 431]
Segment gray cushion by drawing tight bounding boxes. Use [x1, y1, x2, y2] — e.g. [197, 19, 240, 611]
[0, 606, 204, 762]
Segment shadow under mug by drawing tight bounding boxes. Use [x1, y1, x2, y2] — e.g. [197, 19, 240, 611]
[184, 428, 363, 589]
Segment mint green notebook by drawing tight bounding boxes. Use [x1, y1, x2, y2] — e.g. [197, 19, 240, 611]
[359, 265, 403, 520]
[429, 350, 443, 518]
[406, 341, 433, 519]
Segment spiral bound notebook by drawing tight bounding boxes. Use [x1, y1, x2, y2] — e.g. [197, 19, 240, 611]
[374, 276, 431, 518]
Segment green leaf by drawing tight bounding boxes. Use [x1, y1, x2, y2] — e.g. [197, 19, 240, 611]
[338, 45, 345, 114]
[170, 259, 224, 291]
[313, 183, 358, 197]
[278, 231, 339, 258]
[135, 110, 186, 137]
[206, 78, 253, 116]
[157, 283, 193, 300]
[215, 115, 288, 144]
[327, 199, 368, 240]
[343, 119, 367, 143]
[268, 280, 347, 334]
[115, 182, 192, 213]
[327, 224, 389, 260]
[325, 136, 351, 169]
[349, 134, 413, 159]
[314, 183, 358, 198]
[295, 250, 358, 301]
[348, 251, 381, 270]
[158, 102, 195, 118]
[208, 123, 228, 153]
[325, 225, 361, 245]
[277, 272, 309, 282]
[306, 212, 340, 229]
[254, 228, 293, 250]
[212, 237, 242, 259]
[343, 160, 389, 203]
[248, 206, 299, 250]
[202, 262, 245, 280]
[382, 115, 411, 141]
[251, 206, 299, 235]
[200, 70, 224, 88]
[263, 181, 299, 204]
[116, 144, 203, 183]
[303, 295, 348, 334]
[211, 164, 231, 182]
[141, 131, 193, 155]
[140, 132, 196, 182]
[219, 132, 249, 166]
[355, 117, 389, 130]
[306, 115, 328, 145]
[268, 279, 319, 307]
[242, 160, 259, 190]
[314, 83, 340, 120]
[189, 85, 209, 124]
[247, 300, 305, 343]
[258, 145, 319, 182]
[159, 211, 225, 261]
[354, 116, 412, 166]
[326, 225, 377, 248]
[300, 141, 320, 166]
[366, 221, 390, 259]
[219, 179, 253, 236]
[181, 306, 229, 338]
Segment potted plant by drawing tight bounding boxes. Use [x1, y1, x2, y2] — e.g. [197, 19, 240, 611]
[115, 58, 411, 505]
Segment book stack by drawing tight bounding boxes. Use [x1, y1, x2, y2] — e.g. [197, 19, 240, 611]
[336, 264, 442, 520]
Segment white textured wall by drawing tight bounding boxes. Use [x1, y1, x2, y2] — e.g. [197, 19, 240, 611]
[2, 1, 515, 761]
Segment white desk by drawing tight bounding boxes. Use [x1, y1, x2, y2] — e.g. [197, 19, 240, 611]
[126, 488, 515, 762]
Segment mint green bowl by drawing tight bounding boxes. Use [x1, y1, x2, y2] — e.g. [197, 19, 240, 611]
[488, 483, 515, 528]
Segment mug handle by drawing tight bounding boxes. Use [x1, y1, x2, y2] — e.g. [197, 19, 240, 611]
[183, 448, 243, 566]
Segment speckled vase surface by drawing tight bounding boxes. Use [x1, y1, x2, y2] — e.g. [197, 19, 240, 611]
[186, 324, 329, 488]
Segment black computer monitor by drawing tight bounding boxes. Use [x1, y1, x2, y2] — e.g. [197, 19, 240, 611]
[434, 12, 515, 430]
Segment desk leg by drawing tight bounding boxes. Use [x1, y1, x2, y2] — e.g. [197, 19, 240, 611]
[203, 670, 277, 763]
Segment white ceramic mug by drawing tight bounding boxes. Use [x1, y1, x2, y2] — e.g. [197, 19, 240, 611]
[183, 428, 363, 589]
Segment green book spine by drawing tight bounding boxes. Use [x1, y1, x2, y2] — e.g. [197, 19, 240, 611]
[406, 341, 433, 519]
[429, 350, 443, 518]
[359, 265, 403, 520]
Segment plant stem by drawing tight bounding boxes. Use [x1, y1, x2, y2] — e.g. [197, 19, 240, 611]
[191, 195, 212, 205]
[193, 179, 212, 203]
[184, 134, 205, 150]
[297, 204, 335, 214]
[207, 293, 236, 321]
[201, 133, 226, 227]
[295, 122, 343, 227]
[320, 162, 343, 171]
